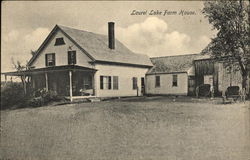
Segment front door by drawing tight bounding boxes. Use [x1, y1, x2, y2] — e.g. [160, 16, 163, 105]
[141, 77, 145, 95]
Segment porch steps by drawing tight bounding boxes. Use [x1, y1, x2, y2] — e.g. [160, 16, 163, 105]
[87, 97, 101, 102]
[65, 96, 101, 102]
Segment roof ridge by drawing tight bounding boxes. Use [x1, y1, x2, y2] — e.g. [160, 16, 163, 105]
[57, 24, 108, 38]
[150, 53, 200, 59]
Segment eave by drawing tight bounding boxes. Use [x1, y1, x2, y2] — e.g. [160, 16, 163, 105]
[2, 65, 97, 76]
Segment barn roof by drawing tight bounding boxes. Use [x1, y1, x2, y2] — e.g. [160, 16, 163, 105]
[28, 25, 152, 67]
[147, 54, 207, 74]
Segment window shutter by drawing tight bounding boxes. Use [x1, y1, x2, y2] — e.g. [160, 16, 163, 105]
[132, 77, 137, 90]
[68, 51, 76, 65]
[45, 54, 48, 66]
[52, 54, 55, 66]
[73, 51, 76, 64]
[100, 76, 103, 89]
[68, 52, 70, 64]
[108, 76, 112, 89]
[113, 76, 118, 90]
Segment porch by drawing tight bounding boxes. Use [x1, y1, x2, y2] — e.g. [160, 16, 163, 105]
[2, 65, 97, 101]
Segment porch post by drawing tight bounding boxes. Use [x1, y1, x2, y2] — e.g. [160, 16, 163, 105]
[45, 72, 48, 91]
[32, 76, 35, 88]
[69, 70, 73, 102]
[4, 75, 7, 84]
[92, 73, 95, 96]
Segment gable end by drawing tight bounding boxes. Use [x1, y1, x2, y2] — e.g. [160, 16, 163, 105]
[28, 25, 95, 66]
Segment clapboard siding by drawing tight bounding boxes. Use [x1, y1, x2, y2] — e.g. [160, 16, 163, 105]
[145, 73, 188, 95]
[31, 30, 94, 69]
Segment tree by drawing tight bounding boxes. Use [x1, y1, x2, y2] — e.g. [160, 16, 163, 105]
[11, 58, 31, 94]
[202, 0, 250, 93]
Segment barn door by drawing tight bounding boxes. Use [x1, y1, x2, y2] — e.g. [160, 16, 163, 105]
[188, 76, 196, 96]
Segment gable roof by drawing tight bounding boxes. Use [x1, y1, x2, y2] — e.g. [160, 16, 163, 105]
[147, 54, 207, 74]
[28, 24, 152, 67]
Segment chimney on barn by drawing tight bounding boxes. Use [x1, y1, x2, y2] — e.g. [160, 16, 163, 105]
[108, 22, 115, 49]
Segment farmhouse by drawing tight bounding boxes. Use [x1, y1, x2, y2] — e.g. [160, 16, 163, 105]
[3, 23, 153, 101]
[3, 23, 249, 100]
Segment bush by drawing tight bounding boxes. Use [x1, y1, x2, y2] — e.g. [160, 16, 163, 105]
[29, 88, 62, 107]
[28, 97, 44, 107]
[1, 83, 62, 109]
[1, 82, 28, 109]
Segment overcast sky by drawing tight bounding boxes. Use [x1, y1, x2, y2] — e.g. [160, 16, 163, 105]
[2, 1, 217, 72]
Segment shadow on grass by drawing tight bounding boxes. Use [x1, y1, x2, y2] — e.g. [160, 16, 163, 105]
[2, 95, 248, 111]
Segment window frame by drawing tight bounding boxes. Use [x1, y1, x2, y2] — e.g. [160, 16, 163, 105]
[54, 37, 65, 46]
[45, 53, 55, 67]
[100, 76, 112, 90]
[172, 74, 178, 87]
[83, 75, 93, 90]
[155, 75, 160, 87]
[132, 77, 138, 90]
[68, 51, 77, 65]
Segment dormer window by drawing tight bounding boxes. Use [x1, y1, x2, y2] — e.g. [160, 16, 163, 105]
[55, 37, 65, 46]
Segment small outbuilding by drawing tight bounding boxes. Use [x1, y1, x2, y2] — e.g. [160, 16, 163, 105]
[145, 54, 205, 96]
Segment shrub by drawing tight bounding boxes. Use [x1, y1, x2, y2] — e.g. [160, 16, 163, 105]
[1, 82, 27, 109]
[1, 83, 63, 109]
[28, 88, 62, 107]
[28, 97, 44, 107]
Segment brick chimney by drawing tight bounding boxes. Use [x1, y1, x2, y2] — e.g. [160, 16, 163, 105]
[108, 22, 115, 49]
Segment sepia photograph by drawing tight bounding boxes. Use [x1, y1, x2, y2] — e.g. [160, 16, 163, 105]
[1, 1, 250, 159]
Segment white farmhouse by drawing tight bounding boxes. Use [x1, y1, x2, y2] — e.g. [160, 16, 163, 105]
[4, 23, 152, 101]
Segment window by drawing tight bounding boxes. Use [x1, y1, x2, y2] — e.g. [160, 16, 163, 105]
[45, 53, 55, 66]
[113, 76, 119, 90]
[83, 75, 92, 90]
[172, 75, 178, 87]
[132, 77, 138, 90]
[55, 37, 65, 46]
[155, 76, 160, 87]
[100, 76, 111, 90]
[68, 51, 76, 65]
[204, 75, 213, 86]
[141, 77, 145, 87]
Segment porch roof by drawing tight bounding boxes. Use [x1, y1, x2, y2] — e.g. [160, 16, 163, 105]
[2, 65, 97, 76]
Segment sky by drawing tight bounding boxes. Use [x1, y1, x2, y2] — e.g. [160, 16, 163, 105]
[1, 1, 217, 72]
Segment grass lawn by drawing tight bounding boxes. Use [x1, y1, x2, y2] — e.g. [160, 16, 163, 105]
[1, 96, 250, 160]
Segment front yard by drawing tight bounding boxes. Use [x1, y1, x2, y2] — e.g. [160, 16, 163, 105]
[1, 97, 249, 160]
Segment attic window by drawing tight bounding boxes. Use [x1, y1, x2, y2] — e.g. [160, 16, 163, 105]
[55, 37, 65, 46]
